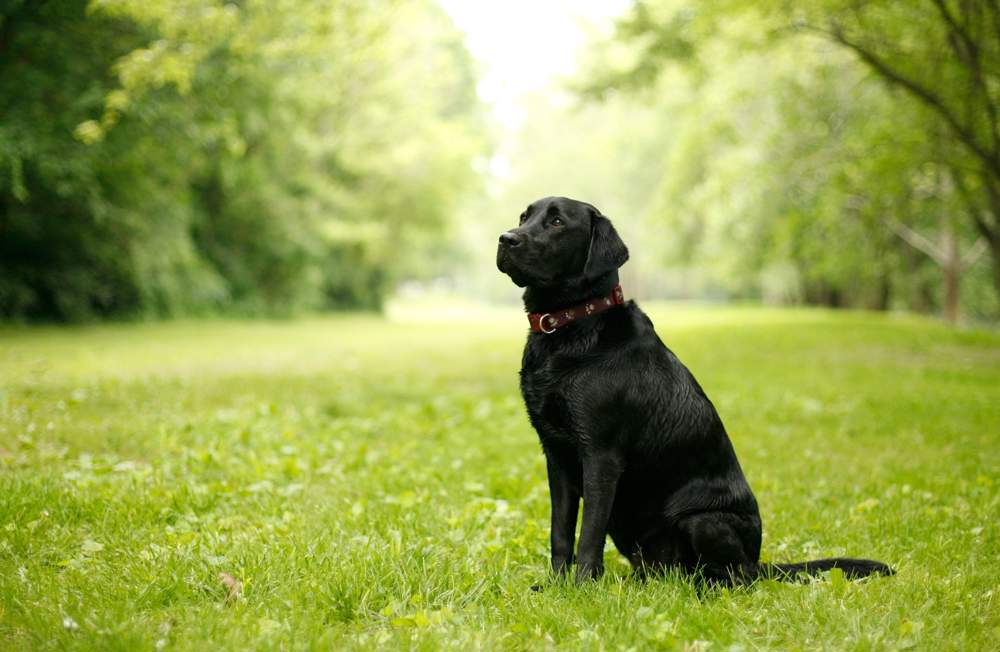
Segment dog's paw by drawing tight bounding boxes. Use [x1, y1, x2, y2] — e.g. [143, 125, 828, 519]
[551, 556, 573, 575]
[573, 563, 604, 584]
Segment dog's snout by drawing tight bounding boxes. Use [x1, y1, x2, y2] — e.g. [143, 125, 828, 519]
[499, 231, 523, 248]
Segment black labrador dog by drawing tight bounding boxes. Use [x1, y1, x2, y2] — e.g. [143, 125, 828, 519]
[497, 196, 893, 586]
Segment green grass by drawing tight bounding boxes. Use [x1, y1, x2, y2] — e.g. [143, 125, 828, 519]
[1, 303, 998, 651]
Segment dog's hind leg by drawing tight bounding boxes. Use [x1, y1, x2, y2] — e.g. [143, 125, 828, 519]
[674, 512, 763, 586]
[619, 522, 691, 580]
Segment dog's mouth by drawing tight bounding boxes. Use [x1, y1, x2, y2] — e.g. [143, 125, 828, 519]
[497, 246, 529, 287]
[497, 247, 561, 289]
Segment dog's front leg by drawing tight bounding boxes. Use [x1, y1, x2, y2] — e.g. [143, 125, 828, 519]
[545, 453, 580, 575]
[575, 450, 623, 583]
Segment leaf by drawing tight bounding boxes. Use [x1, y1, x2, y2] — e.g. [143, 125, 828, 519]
[247, 480, 273, 493]
[81, 539, 104, 554]
[257, 618, 282, 636]
[219, 572, 243, 603]
[73, 120, 104, 144]
[829, 566, 846, 594]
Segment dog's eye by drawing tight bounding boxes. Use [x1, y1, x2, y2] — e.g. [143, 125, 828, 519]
[551, 217, 563, 227]
[518, 213, 527, 224]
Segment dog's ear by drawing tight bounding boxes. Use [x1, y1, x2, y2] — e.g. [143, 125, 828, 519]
[584, 210, 629, 278]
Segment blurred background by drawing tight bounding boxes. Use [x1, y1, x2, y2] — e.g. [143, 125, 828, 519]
[2, 0, 998, 324]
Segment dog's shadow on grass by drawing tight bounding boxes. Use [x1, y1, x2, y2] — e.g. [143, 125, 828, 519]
[528, 568, 711, 600]
[526, 566, 859, 603]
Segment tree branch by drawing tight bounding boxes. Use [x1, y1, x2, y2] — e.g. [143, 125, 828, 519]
[961, 236, 988, 268]
[950, 163, 997, 239]
[929, 0, 1000, 156]
[886, 219, 947, 265]
[810, 20, 1000, 176]
[931, 0, 978, 65]
[984, 0, 1000, 47]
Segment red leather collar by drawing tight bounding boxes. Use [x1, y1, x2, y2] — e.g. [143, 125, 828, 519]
[528, 284, 625, 334]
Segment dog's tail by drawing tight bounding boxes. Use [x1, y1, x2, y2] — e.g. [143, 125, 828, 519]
[751, 557, 894, 583]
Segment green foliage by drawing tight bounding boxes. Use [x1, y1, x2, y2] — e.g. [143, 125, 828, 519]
[578, 0, 1000, 320]
[1, 306, 998, 649]
[0, 0, 485, 321]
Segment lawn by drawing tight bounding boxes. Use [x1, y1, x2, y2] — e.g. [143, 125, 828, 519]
[1, 303, 998, 651]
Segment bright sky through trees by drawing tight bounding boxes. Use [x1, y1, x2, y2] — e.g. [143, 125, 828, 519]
[439, 0, 630, 130]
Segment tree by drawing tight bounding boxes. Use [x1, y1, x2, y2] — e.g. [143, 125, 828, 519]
[780, 0, 1000, 317]
[580, 0, 998, 319]
[0, 0, 485, 320]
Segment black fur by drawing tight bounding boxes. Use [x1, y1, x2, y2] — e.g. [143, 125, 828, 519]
[497, 196, 894, 586]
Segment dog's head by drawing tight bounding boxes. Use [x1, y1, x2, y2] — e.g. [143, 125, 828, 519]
[496, 196, 629, 288]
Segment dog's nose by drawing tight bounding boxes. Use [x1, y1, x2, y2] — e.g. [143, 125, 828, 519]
[499, 231, 523, 248]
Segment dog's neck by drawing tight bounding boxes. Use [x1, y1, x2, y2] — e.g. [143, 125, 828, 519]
[522, 271, 620, 314]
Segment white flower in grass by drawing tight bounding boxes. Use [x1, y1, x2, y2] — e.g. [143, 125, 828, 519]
[62, 616, 79, 632]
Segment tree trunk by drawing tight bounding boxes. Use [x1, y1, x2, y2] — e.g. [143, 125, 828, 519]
[990, 231, 1000, 313]
[900, 244, 928, 312]
[942, 214, 961, 324]
[875, 267, 892, 311]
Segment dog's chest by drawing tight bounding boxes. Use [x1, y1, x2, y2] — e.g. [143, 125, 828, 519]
[519, 345, 581, 444]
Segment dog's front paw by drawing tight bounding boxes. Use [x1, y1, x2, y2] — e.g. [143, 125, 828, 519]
[574, 563, 604, 584]
[551, 555, 574, 575]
